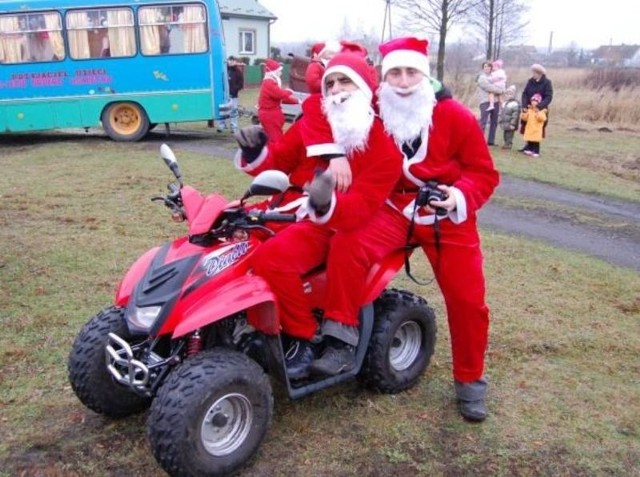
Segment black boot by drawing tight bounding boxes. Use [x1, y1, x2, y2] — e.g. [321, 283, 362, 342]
[454, 378, 488, 422]
[310, 337, 356, 376]
[285, 339, 315, 380]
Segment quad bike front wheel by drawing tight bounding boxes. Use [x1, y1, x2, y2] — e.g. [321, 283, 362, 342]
[101, 102, 150, 141]
[361, 288, 437, 393]
[67, 306, 151, 417]
[147, 349, 273, 477]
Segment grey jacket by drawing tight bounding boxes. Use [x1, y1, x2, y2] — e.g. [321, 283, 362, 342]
[476, 73, 504, 104]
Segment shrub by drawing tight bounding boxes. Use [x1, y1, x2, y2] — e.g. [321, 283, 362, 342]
[583, 68, 640, 91]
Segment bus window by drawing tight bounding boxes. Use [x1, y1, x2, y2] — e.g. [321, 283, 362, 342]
[0, 12, 64, 64]
[139, 3, 207, 56]
[66, 7, 135, 60]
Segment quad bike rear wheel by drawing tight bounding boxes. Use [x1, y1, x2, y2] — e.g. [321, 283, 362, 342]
[68, 306, 151, 417]
[361, 289, 437, 393]
[101, 102, 150, 141]
[147, 349, 273, 477]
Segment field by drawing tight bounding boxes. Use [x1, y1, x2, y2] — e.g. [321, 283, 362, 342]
[1, 68, 639, 476]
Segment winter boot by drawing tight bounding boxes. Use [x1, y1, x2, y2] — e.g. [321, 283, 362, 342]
[454, 377, 488, 422]
[284, 339, 315, 380]
[310, 337, 356, 376]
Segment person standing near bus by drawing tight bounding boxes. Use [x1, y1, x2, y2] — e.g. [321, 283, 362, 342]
[216, 55, 244, 134]
[257, 59, 300, 142]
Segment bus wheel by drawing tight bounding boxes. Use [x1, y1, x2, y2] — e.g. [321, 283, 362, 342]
[102, 102, 150, 141]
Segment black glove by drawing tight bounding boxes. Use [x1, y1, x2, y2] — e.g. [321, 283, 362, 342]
[234, 126, 268, 163]
[304, 171, 335, 216]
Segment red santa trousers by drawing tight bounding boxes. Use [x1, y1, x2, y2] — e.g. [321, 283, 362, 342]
[324, 205, 489, 383]
[251, 220, 335, 340]
[258, 108, 286, 142]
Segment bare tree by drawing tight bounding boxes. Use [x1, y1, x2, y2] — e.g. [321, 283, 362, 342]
[468, 0, 529, 60]
[391, 0, 481, 81]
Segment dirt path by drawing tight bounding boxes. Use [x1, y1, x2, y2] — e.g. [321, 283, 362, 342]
[149, 131, 640, 272]
[479, 175, 640, 272]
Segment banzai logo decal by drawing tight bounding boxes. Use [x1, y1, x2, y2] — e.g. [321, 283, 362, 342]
[202, 242, 250, 277]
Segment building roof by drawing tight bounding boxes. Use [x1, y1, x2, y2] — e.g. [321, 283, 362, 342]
[218, 0, 276, 20]
[593, 44, 640, 60]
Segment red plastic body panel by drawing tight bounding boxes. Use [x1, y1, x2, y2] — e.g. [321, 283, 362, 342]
[115, 246, 161, 307]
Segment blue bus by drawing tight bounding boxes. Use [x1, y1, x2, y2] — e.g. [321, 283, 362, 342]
[0, 0, 230, 141]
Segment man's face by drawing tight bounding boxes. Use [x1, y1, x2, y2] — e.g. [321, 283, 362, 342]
[322, 72, 373, 155]
[384, 67, 425, 96]
[324, 73, 359, 97]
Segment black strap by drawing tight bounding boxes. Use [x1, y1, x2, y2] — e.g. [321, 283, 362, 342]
[404, 199, 437, 286]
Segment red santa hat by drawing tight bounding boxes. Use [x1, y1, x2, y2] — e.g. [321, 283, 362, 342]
[264, 58, 282, 73]
[321, 52, 378, 102]
[311, 42, 325, 57]
[379, 37, 430, 78]
[339, 40, 368, 58]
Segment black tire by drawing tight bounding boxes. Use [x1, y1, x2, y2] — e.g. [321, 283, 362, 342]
[361, 289, 437, 393]
[147, 349, 273, 477]
[101, 102, 150, 141]
[67, 306, 151, 417]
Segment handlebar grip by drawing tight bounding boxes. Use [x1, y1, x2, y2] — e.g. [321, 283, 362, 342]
[261, 212, 297, 223]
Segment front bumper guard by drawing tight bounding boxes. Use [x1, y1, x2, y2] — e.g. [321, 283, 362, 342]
[105, 333, 169, 397]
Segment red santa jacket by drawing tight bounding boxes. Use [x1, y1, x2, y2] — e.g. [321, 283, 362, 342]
[236, 118, 402, 231]
[257, 78, 298, 111]
[305, 60, 325, 94]
[389, 97, 499, 223]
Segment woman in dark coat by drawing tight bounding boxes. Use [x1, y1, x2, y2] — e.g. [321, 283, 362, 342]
[520, 63, 553, 140]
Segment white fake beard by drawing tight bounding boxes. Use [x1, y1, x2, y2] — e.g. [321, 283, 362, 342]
[378, 78, 436, 147]
[322, 89, 375, 155]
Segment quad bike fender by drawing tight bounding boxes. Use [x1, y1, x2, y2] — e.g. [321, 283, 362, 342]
[172, 275, 280, 338]
[115, 246, 161, 307]
[187, 191, 228, 236]
[361, 248, 408, 305]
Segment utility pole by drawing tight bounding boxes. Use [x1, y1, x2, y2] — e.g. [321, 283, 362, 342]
[548, 31, 553, 55]
[381, 0, 392, 43]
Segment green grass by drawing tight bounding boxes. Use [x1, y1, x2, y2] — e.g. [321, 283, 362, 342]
[1, 130, 639, 476]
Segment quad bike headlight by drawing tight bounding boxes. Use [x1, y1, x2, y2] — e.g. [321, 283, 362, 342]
[129, 305, 162, 330]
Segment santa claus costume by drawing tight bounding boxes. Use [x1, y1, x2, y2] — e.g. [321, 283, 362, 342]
[301, 41, 372, 159]
[247, 52, 402, 379]
[320, 37, 500, 420]
[257, 58, 299, 142]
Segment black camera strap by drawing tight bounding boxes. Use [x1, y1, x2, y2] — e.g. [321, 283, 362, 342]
[404, 199, 439, 286]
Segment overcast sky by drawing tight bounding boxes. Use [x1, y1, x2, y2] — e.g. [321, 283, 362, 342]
[259, 0, 639, 50]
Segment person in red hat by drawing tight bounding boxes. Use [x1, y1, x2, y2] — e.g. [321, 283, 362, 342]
[305, 40, 341, 94]
[315, 36, 500, 422]
[300, 41, 371, 193]
[257, 58, 300, 142]
[234, 52, 402, 381]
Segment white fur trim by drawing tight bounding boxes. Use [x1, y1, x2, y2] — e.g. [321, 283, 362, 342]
[322, 65, 372, 101]
[319, 40, 341, 57]
[401, 199, 450, 225]
[233, 146, 269, 172]
[382, 50, 430, 78]
[306, 142, 346, 157]
[269, 196, 307, 213]
[447, 186, 467, 224]
[307, 192, 337, 224]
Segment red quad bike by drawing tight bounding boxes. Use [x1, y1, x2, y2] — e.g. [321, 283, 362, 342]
[67, 144, 438, 477]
